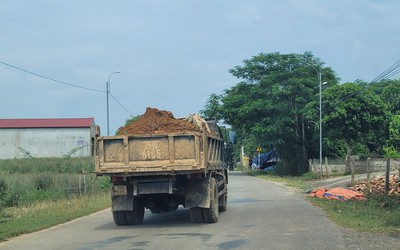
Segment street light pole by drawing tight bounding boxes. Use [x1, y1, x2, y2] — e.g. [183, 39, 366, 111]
[308, 63, 324, 179]
[318, 72, 323, 179]
[106, 70, 122, 136]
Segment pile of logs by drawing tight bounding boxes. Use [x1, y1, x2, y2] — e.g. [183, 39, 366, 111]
[352, 175, 400, 195]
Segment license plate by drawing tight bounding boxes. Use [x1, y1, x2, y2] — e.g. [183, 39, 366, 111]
[113, 185, 127, 195]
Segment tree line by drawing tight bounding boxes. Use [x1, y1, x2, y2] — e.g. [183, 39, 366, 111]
[201, 52, 400, 175]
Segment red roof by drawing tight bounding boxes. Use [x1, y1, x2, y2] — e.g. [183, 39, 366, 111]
[0, 118, 95, 128]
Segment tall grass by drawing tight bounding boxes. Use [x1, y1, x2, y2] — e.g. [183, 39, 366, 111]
[0, 157, 111, 241]
[0, 157, 95, 174]
[0, 157, 110, 210]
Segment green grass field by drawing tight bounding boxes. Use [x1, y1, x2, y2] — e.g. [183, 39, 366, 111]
[0, 157, 111, 241]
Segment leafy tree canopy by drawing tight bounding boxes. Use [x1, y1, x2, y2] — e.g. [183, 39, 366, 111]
[380, 79, 400, 115]
[320, 82, 389, 162]
[211, 51, 339, 175]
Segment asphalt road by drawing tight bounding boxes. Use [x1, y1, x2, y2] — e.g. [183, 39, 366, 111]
[0, 171, 347, 250]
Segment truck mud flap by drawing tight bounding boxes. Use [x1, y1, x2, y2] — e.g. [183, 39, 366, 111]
[112, 195, 134, 211]
[185, 174, 211, 209]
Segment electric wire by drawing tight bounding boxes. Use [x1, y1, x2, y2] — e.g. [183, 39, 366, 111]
[370, 59, 400, 83]
[109, 92, 133, 116]
[0, 60, 105, 93]
[1, 60, 134, 116]
[382, 67, 400, 80]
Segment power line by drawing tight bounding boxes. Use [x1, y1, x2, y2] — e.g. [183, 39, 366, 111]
[383, 67, 400, 80]
[370, 59, 400, 83]
[0, 60, 105, 93]
[1, 60, 134, 116]
[109, 92, 133, 115]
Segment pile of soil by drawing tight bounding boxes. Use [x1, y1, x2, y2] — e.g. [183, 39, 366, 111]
[117, 107, 201, 135]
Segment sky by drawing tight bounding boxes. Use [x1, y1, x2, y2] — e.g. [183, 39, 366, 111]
[1, 0, 399, 135]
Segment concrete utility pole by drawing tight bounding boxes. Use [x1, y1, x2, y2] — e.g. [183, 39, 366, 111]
[106, 70, 122, 136]
[308, 63, 326, 179]
[318, 72, 323, 179]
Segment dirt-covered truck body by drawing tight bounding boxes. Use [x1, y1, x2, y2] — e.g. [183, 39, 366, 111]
[95, 109, 228, 225]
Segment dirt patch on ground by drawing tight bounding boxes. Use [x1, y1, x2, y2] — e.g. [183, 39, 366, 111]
[117, 107, 201, 135]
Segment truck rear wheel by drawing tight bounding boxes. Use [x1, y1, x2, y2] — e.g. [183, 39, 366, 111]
[126, 198, 145, 225]
[219, 190, 227, 212]
[203, 177, 218, 223]
[189, 207, 204, 223]
[112, 211, 128, 226]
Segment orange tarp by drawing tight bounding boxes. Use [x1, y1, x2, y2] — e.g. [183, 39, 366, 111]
[310, 187, 366, 201]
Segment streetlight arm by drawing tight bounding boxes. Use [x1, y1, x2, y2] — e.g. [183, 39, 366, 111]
[106, 70, 122, 136]
[108, 70, 123, 82]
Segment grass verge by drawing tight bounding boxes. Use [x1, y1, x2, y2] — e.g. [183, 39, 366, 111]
[0, 192, 110, 242]
[246, 170, 400, 233]
[309, 195, 400, 233]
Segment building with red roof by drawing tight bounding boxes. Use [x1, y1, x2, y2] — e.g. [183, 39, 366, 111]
[0, 118, 96, 159]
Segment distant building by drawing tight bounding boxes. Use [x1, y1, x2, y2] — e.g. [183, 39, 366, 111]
[0, 118, 96, 159]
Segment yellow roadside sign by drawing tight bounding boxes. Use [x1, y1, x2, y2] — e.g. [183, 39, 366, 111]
[256, 146, 262, 152]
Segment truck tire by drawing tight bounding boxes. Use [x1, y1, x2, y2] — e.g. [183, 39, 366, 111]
[189, 207, 204, 223]
[219, 190, 227, 212]
[203, 177, 218, 223]
[126, 198, 145, 225]
[112, 211, 128, 226]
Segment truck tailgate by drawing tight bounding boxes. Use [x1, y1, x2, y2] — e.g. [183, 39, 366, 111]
[96, 133, 204, 174]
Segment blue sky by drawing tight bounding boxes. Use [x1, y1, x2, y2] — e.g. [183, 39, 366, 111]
[1, 0, 399, 134]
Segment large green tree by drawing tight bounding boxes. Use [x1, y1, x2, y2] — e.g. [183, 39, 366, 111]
[384, 114, 400, 158]
[320, 82, 389, 168]
[380, 79, 400, 115]
[214, 52, 339, 175]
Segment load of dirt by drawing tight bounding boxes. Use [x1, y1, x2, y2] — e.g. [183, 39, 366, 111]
[117, 107, 201, 135]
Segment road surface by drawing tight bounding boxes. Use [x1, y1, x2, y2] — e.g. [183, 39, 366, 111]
[0, 171, 347, 250]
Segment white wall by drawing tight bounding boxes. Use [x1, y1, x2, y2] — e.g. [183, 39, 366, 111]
[0, 128, 94, 159]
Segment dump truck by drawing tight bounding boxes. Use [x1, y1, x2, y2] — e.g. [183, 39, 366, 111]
[95, 109, 228, 225]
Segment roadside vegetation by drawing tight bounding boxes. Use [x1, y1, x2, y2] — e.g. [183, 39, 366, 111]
[0, 157, 111, 241]
[246, 169, 400, 233]
[200, 51, 400, 234]
[201, 52, 400, 176]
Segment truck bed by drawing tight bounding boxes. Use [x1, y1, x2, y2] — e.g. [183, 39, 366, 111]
[95, 131, 225, 176]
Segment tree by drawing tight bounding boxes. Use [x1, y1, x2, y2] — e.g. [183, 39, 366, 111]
[116, 115, 141, 135]
[123, 115, 141, 126]
[320, 82, 389, 168]
[211, 52, 338, 175]
[384, 114, 400, 158]
[380, 79, 400, 115]
[200, 94, 223, 121]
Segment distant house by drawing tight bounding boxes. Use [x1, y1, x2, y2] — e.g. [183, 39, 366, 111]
[0, 118, 96, 159]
